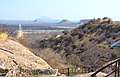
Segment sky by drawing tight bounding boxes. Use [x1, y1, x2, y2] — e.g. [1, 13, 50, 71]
[0, 0, 120, 20]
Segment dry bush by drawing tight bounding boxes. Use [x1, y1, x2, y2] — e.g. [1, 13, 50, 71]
[0, 33, 8, 39]
[0, 24, 16, 37]
[67, 54, 80, 66]
[32, 48, 67, 69]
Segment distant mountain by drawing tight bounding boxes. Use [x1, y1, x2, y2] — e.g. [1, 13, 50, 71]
[78, 19, 91, 24]
[33, 17, 61, 23]
[58, 19, 72, 24]
[56, 19, 77, 26]
[72, 20, 80, 23]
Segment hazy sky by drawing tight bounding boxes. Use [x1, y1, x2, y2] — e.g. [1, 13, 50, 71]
[0, 0, 120, 20]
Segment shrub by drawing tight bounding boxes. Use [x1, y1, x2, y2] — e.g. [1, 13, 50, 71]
[0, 33, 8, 40]
[0, 24, 16, 37]
[67, 54, 80, 66]
[110, 53, 117, 60]
[32, 48, 67, 69]
[63, 30, 69, 35]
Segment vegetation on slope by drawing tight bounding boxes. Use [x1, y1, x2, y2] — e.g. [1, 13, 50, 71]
[31, 17, 120, 70]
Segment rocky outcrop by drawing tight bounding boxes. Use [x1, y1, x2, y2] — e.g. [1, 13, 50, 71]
[88, 17, 112, 25]
[0, 39, 51, 70]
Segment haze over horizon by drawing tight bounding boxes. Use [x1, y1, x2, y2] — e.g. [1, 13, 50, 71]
[0, 0, 120, 21]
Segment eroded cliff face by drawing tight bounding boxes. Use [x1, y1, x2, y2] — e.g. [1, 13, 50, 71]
[0, 39, 51, 70]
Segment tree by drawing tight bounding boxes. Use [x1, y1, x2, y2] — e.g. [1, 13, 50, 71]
[0, 24, 7, 32]
[0, 24, 16, 37]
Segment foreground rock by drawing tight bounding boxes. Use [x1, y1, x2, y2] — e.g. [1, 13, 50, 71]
[0, 39, 51, 70]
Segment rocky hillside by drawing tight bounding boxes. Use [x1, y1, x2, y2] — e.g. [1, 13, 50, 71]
[35, 17, 120, 70]
[0, 39, 51, 70]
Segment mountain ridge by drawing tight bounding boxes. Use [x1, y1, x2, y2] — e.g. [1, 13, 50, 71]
[34, 17, 120, 70]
